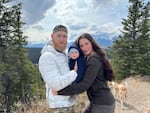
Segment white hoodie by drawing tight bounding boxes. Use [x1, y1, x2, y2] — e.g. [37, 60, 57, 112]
[38, 41, 77, 108]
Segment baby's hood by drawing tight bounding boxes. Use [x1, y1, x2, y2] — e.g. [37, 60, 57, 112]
[68, 42, 84, 57]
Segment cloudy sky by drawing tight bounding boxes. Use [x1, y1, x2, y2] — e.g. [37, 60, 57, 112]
[10, 0, 149, 43]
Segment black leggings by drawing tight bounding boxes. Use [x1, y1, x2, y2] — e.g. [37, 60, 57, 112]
[82, 102, 115, 113]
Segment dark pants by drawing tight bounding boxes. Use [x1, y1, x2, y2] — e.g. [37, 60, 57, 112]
[82, 102, 115, 113]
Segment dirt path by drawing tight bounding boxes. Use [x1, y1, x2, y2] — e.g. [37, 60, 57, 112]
[114, 76, 150, 113]
[115, 99, 144, 113]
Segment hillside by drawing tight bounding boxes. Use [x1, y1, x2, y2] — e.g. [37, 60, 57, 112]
[25, 47, 42, 64]
[114, 76, 150, 113]
[74, 76, 150, 113]
[14, 76, 150, 113]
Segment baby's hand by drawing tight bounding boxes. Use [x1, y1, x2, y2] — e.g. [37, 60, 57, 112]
[74, 61, 78, 72]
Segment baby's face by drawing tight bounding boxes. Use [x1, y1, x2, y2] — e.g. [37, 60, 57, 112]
[69, 51, 79, 59]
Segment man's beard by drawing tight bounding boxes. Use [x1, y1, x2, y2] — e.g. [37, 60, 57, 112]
[55, 43, 67, 52]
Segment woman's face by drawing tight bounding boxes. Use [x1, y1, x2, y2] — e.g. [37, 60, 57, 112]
[79, 38, 93, 56]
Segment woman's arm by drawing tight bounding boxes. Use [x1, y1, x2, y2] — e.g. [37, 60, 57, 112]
[58, 57, 102, 95]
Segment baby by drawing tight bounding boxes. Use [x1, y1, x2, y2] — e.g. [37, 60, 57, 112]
[68, 42, 85, 84]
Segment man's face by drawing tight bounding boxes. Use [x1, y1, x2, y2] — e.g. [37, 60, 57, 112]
[51, 31, 68, 52]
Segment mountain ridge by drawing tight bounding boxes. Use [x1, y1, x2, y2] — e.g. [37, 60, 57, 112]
[25, 32, 118, 49]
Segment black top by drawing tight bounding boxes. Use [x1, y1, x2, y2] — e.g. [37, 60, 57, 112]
[58, 53, 115, 105]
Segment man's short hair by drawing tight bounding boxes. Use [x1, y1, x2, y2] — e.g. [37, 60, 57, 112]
[53, 25, 68, 33]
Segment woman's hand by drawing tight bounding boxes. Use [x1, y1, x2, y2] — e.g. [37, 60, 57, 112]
[52, 89, 58, 95]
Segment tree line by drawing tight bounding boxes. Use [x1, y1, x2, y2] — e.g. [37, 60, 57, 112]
[110, 0, 150, 80]
[0, 0, 45, 112]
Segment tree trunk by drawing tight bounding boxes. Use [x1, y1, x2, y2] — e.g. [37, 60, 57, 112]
[0, 47, 4, 62]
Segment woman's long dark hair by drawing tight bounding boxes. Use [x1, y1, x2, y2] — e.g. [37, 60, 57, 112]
[76, 33, 115, 81]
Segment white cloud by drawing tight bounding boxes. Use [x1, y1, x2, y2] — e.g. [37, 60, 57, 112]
[24, 27, 49, 43]
[49, 0, 128, 30]
[50, 0, 77, 22]
[5, 0, 149, 43]
[22, 0, 56, 25]
[83, 0, 112, 9]
[31, 25, 44, 30]
[98, 23, 122, 35]
[21, 0, 129, 43]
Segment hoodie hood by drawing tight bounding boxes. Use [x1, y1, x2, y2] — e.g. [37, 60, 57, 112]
[41, 40, 66, 55]
[41, 41, 54, 55]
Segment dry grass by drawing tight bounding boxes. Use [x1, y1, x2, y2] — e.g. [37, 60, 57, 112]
[13, 93, 88, 113]
[14, 76, 150, 113]
[13, 100, 49, 113]
[115, 75, 150, 113]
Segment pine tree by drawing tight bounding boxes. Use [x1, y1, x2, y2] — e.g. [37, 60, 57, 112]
[135, 2, 150, 75]
[110, 0, 145, 79]
[0, 1, 45, 111]
[0, 0, 17, 110]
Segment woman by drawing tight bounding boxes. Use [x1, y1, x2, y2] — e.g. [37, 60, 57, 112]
[55, 33, 115, 113]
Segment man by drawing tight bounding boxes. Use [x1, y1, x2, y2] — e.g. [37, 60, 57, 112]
[38, 25, 77, 113]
